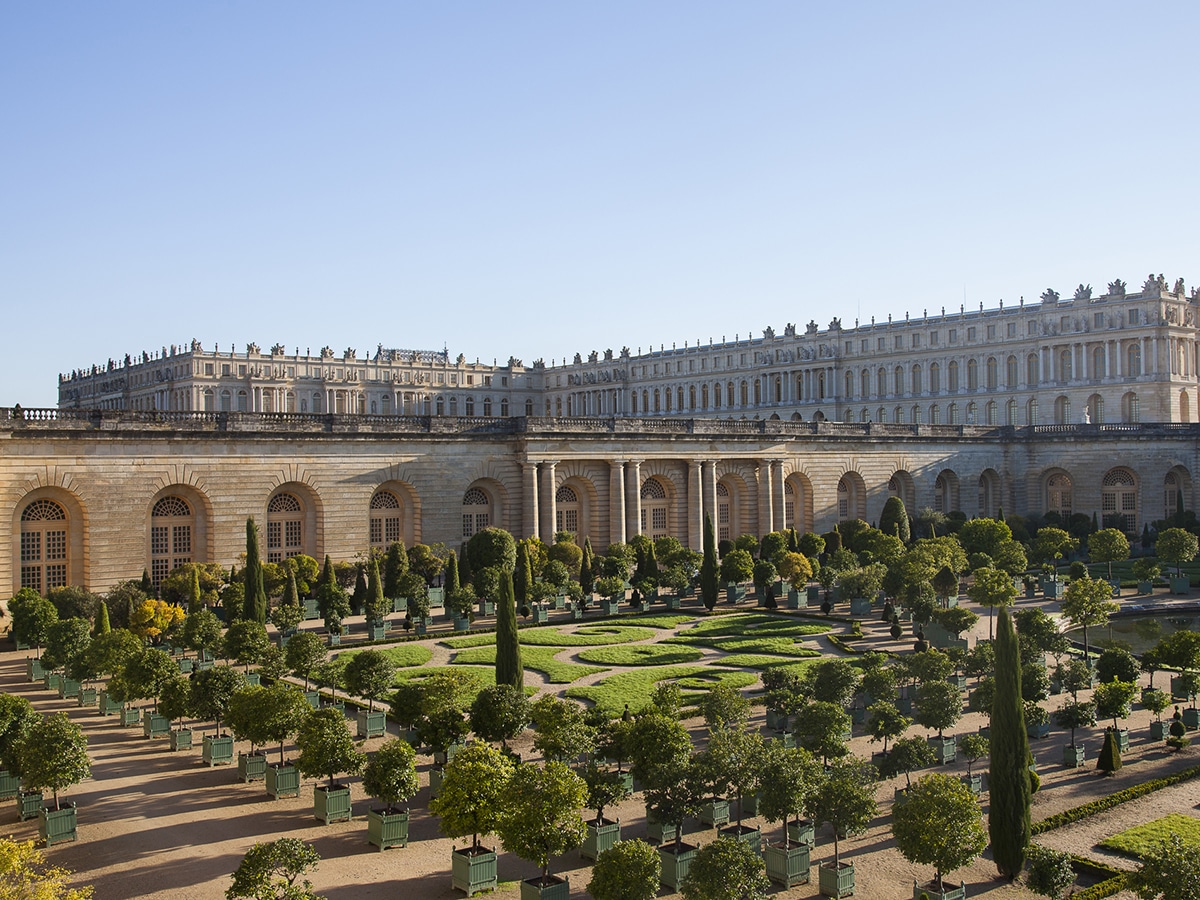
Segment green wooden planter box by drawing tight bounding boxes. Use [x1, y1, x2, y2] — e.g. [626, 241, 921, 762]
[98, 691, 123, 716]
[42, 672, 61, 692]
[700, 797, 730, 828]
[243, 672, 261, 687]
[519, 875, 569, 900]
[120, 707, 142, 726]
[239, 751, 268, 782]
[1171, 676, 1190, 701]
[18, 790, 43, 821]
[600, 599, 620, 616]
[664, 595, 682, 610]
[202, 734, 234, 766]
[765, 709, 790, 733]
[930, 735, 957, 765]
[849, 597, 873, 616]
[58, 678, 81, 700]
[580, 817, 620, 861]
[367, 807, 409, 850]
[819, 861, 856, 898]
[25, 658, 45, 682]
[391, 597, 409, 614]
[658, 843, 697, 890]
[531, 606, 549, 624]
[77, 687, 97, 707]
[1027, 721, 1050, 739]
[357, 709, 386, 739]
[645, 810, 682, 845]
[12, 635, 30, 651]
[1043, 580, 1065, 599]
[266, 763, 300, 799]
[434, 742, 464, 766]
[368, 623, 387, 641]
[1185, 707, 1200, 729]
[170, 728, 193, 751]
[915, 880, 966, 900]
[478, 600, 495, 616]
[1151, 721, 1168, 740]
[452, 617, 470, 632]
[143, 713, 170, 739]
[451, 846, 498, 896]
[429, 765, 444, 800]
[38, 804, 77, 847]
[787, 819, 816, 847]
[1115, 728, 1130, 753]
[314, 784, 352, 824]
[774, 731, 797, 750]
[786, 588, 806, 610]
[177, 657, 194, 674]
[196, 658, 214, 671]
[429, 586, 445, 608]
[764, 841, 811, 887]
[1171, 576, 1191, 595]
[1138, 580, 1154, 594]
[720, 824, 761, 853]
[962, 773, 983, 795]
[1063, 744, 1086, 768]
[326, 631, 342, 647]
[303, 596, 320, 620]
[0, 770, 20, 800]
[304, 691, 320, 709]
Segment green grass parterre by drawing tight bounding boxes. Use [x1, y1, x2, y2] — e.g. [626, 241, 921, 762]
[452, 645, 608, 683]
[576, 645, 705, 667]
[1098, 814, 1200, 858]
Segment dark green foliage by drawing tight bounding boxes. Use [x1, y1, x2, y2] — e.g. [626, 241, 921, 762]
[879, 735, 935, 788]
[680, 835, 770, 900]
[1096, 647, 1139, 684]
[494, 568, 523, 690]
[242, 518, 268, 623]
[383, 541, 409, 599]
[365, 556, 387, 623]
[1025, 844, 1076, 900]
[466, 526, 517, 574]
[444, 550, 460, 595]
[314, 556, 350, 634]
[1097, 729, 1121, 776]
[989, 605, 1031, 880]
[93, 599, 111, 636]
[343, 648, 396, 712]
[514, 542, 532, 606]
[880, 496, 911, 543]
[700, 513, 719, 611]
[580, 537, 595, 596]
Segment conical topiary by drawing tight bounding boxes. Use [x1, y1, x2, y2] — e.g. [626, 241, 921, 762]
[1097, 727, 1122, 775]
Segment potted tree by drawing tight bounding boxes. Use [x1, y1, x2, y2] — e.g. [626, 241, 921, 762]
[867, 701, 912, 756]
[42, 618, 91, 699]
[223, 620, 271, 686]
[580, 762, 628, 861]
[595, 576, 626, 616]
[644, 757, 703, 890]
[1093, 678, 1138, 754]
[363, 738, 420, 850]
[344, 649, 396, 738]
[879, 736, 936, 803]
[1024, 701, 1051, 740]
[794, 701, 852, 768]
[295, 707, 366, 824]
[364, 556, 389, 640]
[529, 695, 595, 765]
[159, 674, 196, 751]
[1143, 688, 1172, 741]
[1132, 558, 1160, 595]
[892, 773, 986, 900]
[700, 726, 765, 850]
[810, 758, 877, 899]
[180, 607, 223, 673]
[587, 838, 661, 900]
[914, 680, 963, 764]
[446, 584, 477, 633]
[125, 647, 179, 738]
[1157, 527, 1198, 594]
[260, 684, 311, 798]
[15, 712, 91, 846]
[626, 711, 694, 846]
[1054, 658, 1096, 767]
[957, 733, 990, 795]
[89, 628, 142, 716]
[470, 684, 531, 756]
[681, 836, 772, 898]
[761, 667, 804, 733]
[0, 695, 37, 802]
[429, 742, 516, 897]
[757, 740, 822, 887]
[497, 760, 588, 899]
[284, 631, 328, 708]
[192, 664, 244, 766]
[10, 591, 58, 679]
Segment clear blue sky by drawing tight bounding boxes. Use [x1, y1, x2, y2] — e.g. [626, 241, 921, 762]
[3, 2, 1197, 407]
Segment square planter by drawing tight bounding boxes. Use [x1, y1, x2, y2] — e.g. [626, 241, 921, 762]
[1151, 720, 1168, 741]
[580, 817, 621, 861]
[451, 846, 498, 897]
[428, 586, 445, 608]
[930, 736, 957, 765]
[98, 691, 123, 716]
[1116, 728, 1130, 753]
[243, 672, 261, 687]
[1185, 707, 1200, 730]
[1027, 722, 1050, 739]
[849, 598, 873, 616]
[741, 792, 758, 818]
[434, 742, 464, 766]
[357, 709, 386, 739]
[786, 589, 804, 610]
[18, 789, 44, 821]
[520, 875, 569, 900]
[58, 678, 81, 700]
[77, 687, 97, 707]
[177, 657, 194, 674]
[552, 595, 566, 610]
[645, 809, 682, 845]
[143, 713, 171, 739]
[202, 734, 234, 766]
[915, 881, 966, 900]
[314, 784, 352, 824]
[819, 861, 856, 899]
[600, 599, 620, 616]
[774, 731, 797, 750]
[1171, 575, 1191, 595]
[1171, 676, 1190, 701]
[947, 673, 967, 692]
[369, 623, 387, 641]
[665, 595, 682, 611]
[787, 818, 816, 847]
[452, 617, 471, 632]
[266, 763, 300, 799]
[532, 606, 549, 624]
[765, 709, 790, 733]
[25, 658, 45, 682]
[239, 751, 268, 783]
[1042, 580, 1065, 599]
[0, 769, 21, 800]
[1063, 744, 1086, 768]
[478, 600, 495, 617]
[720, 823, 761, 853]
[700, 797, 730, 828]
[962, 772, 983, 795]
[569, 605, 584, 620]
[1138, 580, 1154, 594]
[38, 804, 77, 847]
[367, 807, 410, 850]
[429, 765, 444, 800]
[42, 672, 61, 692]
[764, 841, 811, 887]
[120, 707, 142, 727]
[170, 728, 193, 751]
[658, 842, 698, 890]
[196, 659, 214, 671]
[303, 596, 320, 620]
[392, 597, 409, 614]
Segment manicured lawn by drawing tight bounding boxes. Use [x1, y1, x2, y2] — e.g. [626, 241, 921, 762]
[442, 625, 657, 649]
[453, 645, 608, 683]
[566, 665, 709, 716]
[665, 633, 821, 656]
[626, 614, 697, 629]
[1098, 813, 1200, 857]
[719, 653, 820, 669]
[674, 613, 832, 639]
[577, 645, 705, 666]
[338, 644, 433, 669]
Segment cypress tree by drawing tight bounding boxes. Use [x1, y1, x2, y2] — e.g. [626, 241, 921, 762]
[700, 513, 719, 611]
[242, 518, 268, 624]
[989, 605, 1031, 879]
[459, 544, 472, 588]
[1097, 728, 1122, 775]
[315, 555, 339, 621]
[580, 537, 594, 596]
[1178, 488, 1186, 518]
[514, 542, 532, 606]
[189, 565, 202, 609]
[284, 567, 300, 608]
[445, 550, 460, 595]
[93, 600, 111, 637]
[351, 565, 367, 616]
[880, 495, 910, 543]
[366, 556, 386, 624]
[383, 541, 408, 600]
[495, 569, 523, 690]
[140, 568, 154, 596]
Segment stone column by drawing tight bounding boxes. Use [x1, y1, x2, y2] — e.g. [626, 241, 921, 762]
[772, 460, 786, 532]
[688, 460, 704, 550]
[609, 461, 626, 545]
[523, 462, 539, 541]
[702, 461, 718, 535]
[540, 461, 557, 540]
[756, 462, 772, 536]
[626, 460, 642, 538]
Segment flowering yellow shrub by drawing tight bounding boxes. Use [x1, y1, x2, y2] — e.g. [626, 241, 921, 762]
[129, 599, 185, 641]
[0, 837, 92, 899]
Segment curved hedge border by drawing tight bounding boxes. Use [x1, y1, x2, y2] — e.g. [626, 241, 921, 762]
[1031, 763, 1200, 835]
[1068, 856, 1126, 900]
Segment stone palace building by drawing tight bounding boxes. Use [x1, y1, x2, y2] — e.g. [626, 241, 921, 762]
[3, 274, 1197, 599]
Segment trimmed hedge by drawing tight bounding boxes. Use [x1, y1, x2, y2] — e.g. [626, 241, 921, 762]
[1068, 856, 1126, 900]
[1032, 763, 1200, 834]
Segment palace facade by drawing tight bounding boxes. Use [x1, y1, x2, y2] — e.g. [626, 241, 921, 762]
[5, 273, 1195, 601]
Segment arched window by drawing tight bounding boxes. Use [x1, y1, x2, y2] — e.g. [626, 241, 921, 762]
[948, 361, 959, 392]
[934, 472, 957, 513]
[753, 381, 761, 405]
[150, 496, 193, 586]
[1182, 391, 1191, 423]
[912, 405, 922, 424]
[436, 397, 445, 416]
[860, 369, 870, 397]
[727, 383, 735, 407]
[312, 392, 322, 413]
[524, 398, 533, 416]
[948, 402, 959, 425]
[690, 385, 697, 409]
[837, 474, 865, 520]
[483, 397, 492, 416]
[555, 485, 579, 535]
[877, 406, 887, 423]
[911, 364, 922, 394]
[370, 490, 403, 550]
[1007, 399, 1018, 426]
[1121, 391, 1139, 423]
[702, 384, 710, 408]
[654, 389, 661, 413]
[930, 404, 941, 424]
[877, 368, 887, 397]
[1027, 353, 1039, 386]
[1047, 473, 1072, 517]
[464, 396, 474, 416]
[716, 482, 731, 542]
[220, 390, 232, 411]
[894, 366, 905, 395]
[630, 392, 639, 415]
[740, 382, 749, 406]
[449, 396, 459, 416]
[640, 478, 669, 538]
[986, 401, 997, 425]
[20, 499, 69, 594]
[1059, 349, 1073, 381]
[894, 406, 905, 424]
[462, 488, 491, 539]
[1092, 347, 1106, 379]
[967, 359, 979, 390]
[1087, 394, 1104, 424]
[966, 401, 978, 424]
[845, 371, 854, 399]
[1006, 356, 1018, 389]
[1102, 469, 1137, 534]
[203, 390, 214, 411]
[986, 358, 997, 390]
[1028, 397, 1039, 425]
[677, 386, 684, 410]
[1127, 344, 1142, 377]
[266, 493, 304, 564]
[237, 390, 248, 412]
[1165, 470, 1189, 518]
[1055, 395, 1071, 425]
[773, 376, 782, 403]
[929, 362, 940, 394]
[979, 470, 1001, 518]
